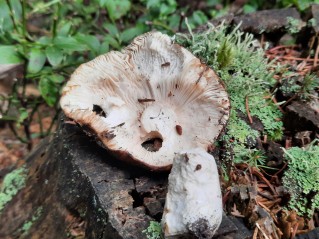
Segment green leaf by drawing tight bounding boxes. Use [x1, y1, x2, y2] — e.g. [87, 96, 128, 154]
[168, 14, 180, 29]
[53, 36, 87, 52]
[146, 0, 160, 9]
[97, 0, 107, 6]
[49, 74, 64, 84]
[9, 0, 22, 22]
[99, 41, 109, 54]
[191, 10, 208, 26]
[159, 2, 176, 18]
[103, 23, 119, 37]
[31, 0, 60, 14]
[39, 76, 59, 106]
[17, 108, 28, 126]
[0, 45, 23, 64]
[75, 34, 100, 53]
[103, 35, 121, 49]
[38, 36, 52, 45]
[120, 25, 145, 43]
[105, 0, 131, 21]
[243, 4, 257, 14]
[27, 48, 46, 74]
[58, 21, 72, 36]
[0, 1, 14, 31]
[296, 0, 310, 11]
[45, 46, 63, 67]
[49, 74, 64, 83]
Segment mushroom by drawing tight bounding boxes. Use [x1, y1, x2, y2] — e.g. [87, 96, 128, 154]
[162, 148, 223, 238]
[60, 31, 230, 171]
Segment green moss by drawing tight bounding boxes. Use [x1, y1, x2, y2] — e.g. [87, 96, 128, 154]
[20, 206, 43, 235]
[176, 22, 283, 165]
[0, 166, 28, 213]
[282, 142, 319, 216]
[216, 38, 233, 69]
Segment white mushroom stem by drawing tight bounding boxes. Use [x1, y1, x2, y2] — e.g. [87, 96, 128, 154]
[162, 148, 223, 238]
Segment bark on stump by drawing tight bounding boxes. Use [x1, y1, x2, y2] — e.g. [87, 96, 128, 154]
[0, 115, 249, 238]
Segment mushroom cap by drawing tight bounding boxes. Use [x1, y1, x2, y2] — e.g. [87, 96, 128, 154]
[60, 32, 230, 171]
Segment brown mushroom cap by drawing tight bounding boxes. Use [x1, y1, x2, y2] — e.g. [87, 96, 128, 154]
[60, 32, 230, 171]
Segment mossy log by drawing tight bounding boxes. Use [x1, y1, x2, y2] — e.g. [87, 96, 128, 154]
[0, 115, 251, 239]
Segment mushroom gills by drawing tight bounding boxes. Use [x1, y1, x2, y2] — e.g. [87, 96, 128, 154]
[60, 31, 230, 171]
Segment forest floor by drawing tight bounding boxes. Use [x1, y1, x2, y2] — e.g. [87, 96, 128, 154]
[0, 6, 319, 239]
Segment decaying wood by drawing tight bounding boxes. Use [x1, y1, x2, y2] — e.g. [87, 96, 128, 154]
[0, 115, 249, 238]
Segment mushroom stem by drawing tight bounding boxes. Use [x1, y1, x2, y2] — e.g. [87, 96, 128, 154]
[162, 148, 223, 238]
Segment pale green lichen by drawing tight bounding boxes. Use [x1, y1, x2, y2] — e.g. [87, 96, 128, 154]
[286, 17, 303, 34]
[308, 18, 317, 28]
[20, 206, 43, 235]
[282, 142, 319, 217]
[0, 166, 28, 213]
[143, 221, 163, 239]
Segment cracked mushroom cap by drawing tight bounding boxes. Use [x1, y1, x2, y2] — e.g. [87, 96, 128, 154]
[60, 32, 230, 171]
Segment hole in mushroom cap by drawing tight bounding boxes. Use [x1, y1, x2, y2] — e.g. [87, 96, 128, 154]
[141, 131, 163, 152]
[92, 104, 107, 117]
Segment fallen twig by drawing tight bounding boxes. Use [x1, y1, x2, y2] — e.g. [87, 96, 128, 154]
[245, 95, 253, 124]
[271, 96, 285, 113]
[251, 167, 277, 196]
[291, 222, 299, 239]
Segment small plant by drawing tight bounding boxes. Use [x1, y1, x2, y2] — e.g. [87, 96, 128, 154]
[280, 73, 319, 101]
[282, 141, 319, 216]
[143, 221, 163, 239]
[233, 145, 268, 168]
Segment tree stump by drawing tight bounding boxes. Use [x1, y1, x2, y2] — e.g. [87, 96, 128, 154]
[0, 115, 251, 238]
